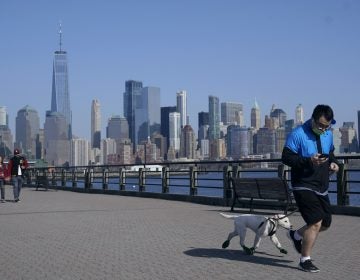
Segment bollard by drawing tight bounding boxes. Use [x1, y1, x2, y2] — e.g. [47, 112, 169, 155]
[162, 166, 169, 193]
[190, 166, 198, 196]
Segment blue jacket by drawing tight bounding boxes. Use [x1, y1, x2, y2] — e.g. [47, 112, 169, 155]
[282, 119, 337, 193]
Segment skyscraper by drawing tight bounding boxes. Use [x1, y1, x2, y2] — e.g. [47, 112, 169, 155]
[176, 90, 187, 128]
[15, 105, 40, 158]
[270, 105, 287, 128]
[44, 111, 70, 166]
[227, 125, 248, 159]
[251, 99, 261, 129]
[0, 106, 13, 157]
[256, 128, 276, 155]
[161, 106, 177, 150]
[70, 138, 89, 166]
[169, 112, 181, 152]
[295, 104, 304, 125]
[135, 87, 160, 145]
[50, 24, 72, 139]
[357, 110, 360, 149]
[91, 99, 101, 149]
[123, 80, 143, 148]
[339, 122, 358, 153]
[221, 102, 243, 125]
[0, 106, 7, 126]
[101, 138, 117, 164]
[180, 125, 196, 159]
[198, 111, 209, 128]
[106, 115, 129, 141]
[208, 95, 220, 140]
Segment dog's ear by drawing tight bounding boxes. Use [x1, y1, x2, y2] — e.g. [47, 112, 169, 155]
[274, 214, 279, 219]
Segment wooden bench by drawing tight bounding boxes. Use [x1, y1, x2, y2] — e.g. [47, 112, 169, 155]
[230, 177, 292, 213]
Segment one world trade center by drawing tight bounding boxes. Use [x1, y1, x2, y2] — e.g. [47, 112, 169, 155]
[50, 24, 72, 139]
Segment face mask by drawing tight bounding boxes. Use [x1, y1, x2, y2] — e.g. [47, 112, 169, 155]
[312, 127, 324, 136]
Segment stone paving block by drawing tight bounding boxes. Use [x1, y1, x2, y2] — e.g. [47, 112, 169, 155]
[0, 187, 359, 280]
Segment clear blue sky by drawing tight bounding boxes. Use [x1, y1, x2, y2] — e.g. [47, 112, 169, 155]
[1, 0, 359, 139]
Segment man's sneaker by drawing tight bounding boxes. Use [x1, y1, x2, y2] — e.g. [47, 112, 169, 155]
[298, 259, 320, 273]
[287, 230, 302, 253]
[0, 199, 5, 203]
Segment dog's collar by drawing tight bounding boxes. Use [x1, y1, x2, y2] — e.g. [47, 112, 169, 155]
[257, 218, 277, 236]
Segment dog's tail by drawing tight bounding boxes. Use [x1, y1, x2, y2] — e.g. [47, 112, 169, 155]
[219, 212, 240, 219]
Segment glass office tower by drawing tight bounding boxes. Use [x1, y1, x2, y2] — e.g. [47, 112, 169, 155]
[50, 25, 72, 139]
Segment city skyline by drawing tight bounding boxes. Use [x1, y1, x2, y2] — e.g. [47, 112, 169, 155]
[1, 0, 359, 140]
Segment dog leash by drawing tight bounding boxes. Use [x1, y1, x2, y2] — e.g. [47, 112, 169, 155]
[276, 208, 299, 220]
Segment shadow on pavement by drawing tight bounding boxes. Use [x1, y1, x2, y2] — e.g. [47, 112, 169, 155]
[184, 248, 297, 270]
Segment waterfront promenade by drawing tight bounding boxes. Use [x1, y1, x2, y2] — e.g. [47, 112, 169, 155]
[0, 186, 359, 280]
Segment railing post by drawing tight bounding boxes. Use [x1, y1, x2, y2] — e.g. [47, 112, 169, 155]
[223, 165, 233, 205]
[233, 164, 241, 178]
[72, 170, 77, 188]
[61, 169, 66, 187]
[102, 168, 108, 190]
[85, 168, 93, 189]
[119, 168, 126, 191]
[162, 166, 169, 193]
[337, 163, 349, 206]
[190, 166, 197, 196]
[51, 170, 56, 187]
[139, 168, 145, 192]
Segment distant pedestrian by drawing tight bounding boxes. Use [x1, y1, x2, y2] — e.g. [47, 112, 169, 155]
[282, 104, 339, 273]
[7, 148, 29, 202]
[0, 155, 9, 203]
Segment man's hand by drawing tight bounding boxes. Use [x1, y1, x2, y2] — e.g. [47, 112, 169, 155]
[329, 162, 339, 173]
[311, 153, 328, 166]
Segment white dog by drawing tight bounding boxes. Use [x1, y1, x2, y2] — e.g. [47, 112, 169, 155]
[220, 213, 292, 255]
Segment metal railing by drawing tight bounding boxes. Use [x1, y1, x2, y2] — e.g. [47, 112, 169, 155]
[25, 155, 360, 207]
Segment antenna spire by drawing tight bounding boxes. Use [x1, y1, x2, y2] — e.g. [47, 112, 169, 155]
[59, 21, 62, 51]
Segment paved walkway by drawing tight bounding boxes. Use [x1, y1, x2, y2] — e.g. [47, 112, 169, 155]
[0, 186, 359, 280]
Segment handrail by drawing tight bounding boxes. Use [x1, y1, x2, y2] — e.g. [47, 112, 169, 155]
[24, 156, 360, 207]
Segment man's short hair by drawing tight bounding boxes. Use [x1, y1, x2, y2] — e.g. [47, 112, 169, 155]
[311, 104, 336, 124]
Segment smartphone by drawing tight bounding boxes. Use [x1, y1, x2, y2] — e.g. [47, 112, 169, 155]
[319, 154, 329, 159]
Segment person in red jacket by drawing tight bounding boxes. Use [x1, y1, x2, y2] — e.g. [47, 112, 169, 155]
[7, 148, 28, 202]
[0, 155, 9, 202]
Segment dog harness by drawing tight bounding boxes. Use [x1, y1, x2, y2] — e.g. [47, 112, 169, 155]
[257, 218, 277, 236]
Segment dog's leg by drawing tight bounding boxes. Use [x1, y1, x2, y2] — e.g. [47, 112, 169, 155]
[252, 234, 262, 252]
[222, 231, 237, 249]
[237, 227, 255, 255]
[270, 234, 287, 254]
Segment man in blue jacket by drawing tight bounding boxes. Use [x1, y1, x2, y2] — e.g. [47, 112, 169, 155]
[282, 104, 339, 273]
